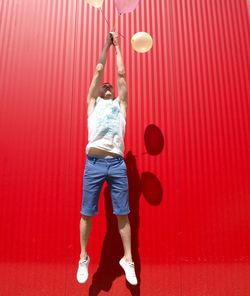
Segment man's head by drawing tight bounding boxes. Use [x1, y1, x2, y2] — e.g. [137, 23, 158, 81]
[99, 82, 114, 99]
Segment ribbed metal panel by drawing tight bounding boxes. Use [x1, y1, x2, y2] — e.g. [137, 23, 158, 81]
[0, 0, 249, 271]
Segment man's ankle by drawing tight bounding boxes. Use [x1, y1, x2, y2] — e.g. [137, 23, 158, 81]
[123, 255, 133, 263]
[80, 253, 88, 261]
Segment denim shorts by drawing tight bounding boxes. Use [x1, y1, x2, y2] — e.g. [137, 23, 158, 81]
[80, 155, 130, 216]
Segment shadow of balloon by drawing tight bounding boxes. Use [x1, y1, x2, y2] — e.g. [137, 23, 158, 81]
[88, 124, 164, 296]
[144, 124, 164, 156]
[141, 172, 163, 205]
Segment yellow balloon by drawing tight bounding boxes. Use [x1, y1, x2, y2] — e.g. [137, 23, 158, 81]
[131, 32, 153, 53]
[86, 0, 104, 9]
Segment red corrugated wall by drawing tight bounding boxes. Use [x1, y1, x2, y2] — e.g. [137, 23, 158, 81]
[0, 0, 250, 295]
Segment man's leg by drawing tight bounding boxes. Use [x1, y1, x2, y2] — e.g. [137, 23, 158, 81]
[80, 214, 92, 260]
[117, 214, 133, 262]
[77, 214, 92, 284]
[79, 156, 106, 260]
[77, 156, 106, 284]
[117, 214, 138, 285]
[108, 158, 138, 285]
[108, 158, 132, 262]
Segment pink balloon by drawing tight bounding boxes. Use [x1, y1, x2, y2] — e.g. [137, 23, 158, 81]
[115, 0, 140, 14]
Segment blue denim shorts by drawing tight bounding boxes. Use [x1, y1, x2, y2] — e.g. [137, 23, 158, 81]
[80, 155, 130, 216]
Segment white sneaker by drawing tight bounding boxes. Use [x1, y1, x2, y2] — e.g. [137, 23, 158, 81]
[76, 255, 90, 284]
[119, 257, 138, 285]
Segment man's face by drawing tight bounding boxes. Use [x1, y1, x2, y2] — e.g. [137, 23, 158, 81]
[100, 83, 114, 99]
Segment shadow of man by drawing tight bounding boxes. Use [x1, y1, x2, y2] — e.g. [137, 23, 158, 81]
[88, 151, 142, 296]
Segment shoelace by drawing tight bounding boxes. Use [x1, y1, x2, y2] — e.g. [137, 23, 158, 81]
[79, 257, 89, 265]
[127, 262, 136, 277]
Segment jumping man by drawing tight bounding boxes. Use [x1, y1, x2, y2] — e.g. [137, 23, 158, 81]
[76, 32, 138, 286]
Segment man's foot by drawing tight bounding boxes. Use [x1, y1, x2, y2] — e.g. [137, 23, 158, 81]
[119, 257, 138, 285]
[76, 255, 90, 284]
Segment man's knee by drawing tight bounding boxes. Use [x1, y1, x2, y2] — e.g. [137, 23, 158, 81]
[116, 214, 130, 224]
[81, 214, 93, 221]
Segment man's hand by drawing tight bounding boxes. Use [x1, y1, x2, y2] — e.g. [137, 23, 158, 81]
[105, 32, 113, 48]
[110, 32, 119, 46]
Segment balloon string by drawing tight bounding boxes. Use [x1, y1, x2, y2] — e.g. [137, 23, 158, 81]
[100, 8, 111, 29]
[100, 8, 125, 39]
[117, 31, 125, 39]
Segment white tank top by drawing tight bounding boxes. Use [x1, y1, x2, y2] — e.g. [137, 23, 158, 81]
[86, 97, 126, 157]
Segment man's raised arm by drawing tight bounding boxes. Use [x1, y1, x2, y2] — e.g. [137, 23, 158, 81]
[112, 33, 128, 112]
[87, 34, 112, 107]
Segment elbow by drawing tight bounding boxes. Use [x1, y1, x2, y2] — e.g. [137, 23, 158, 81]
[118, 69, 126, 77]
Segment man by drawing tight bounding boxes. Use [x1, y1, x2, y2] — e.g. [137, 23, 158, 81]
[76, 32, 138, 286]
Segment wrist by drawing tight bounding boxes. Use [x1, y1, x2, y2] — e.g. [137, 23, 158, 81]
[114, 44, 120, 53]
[104, 43, 111, 50]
